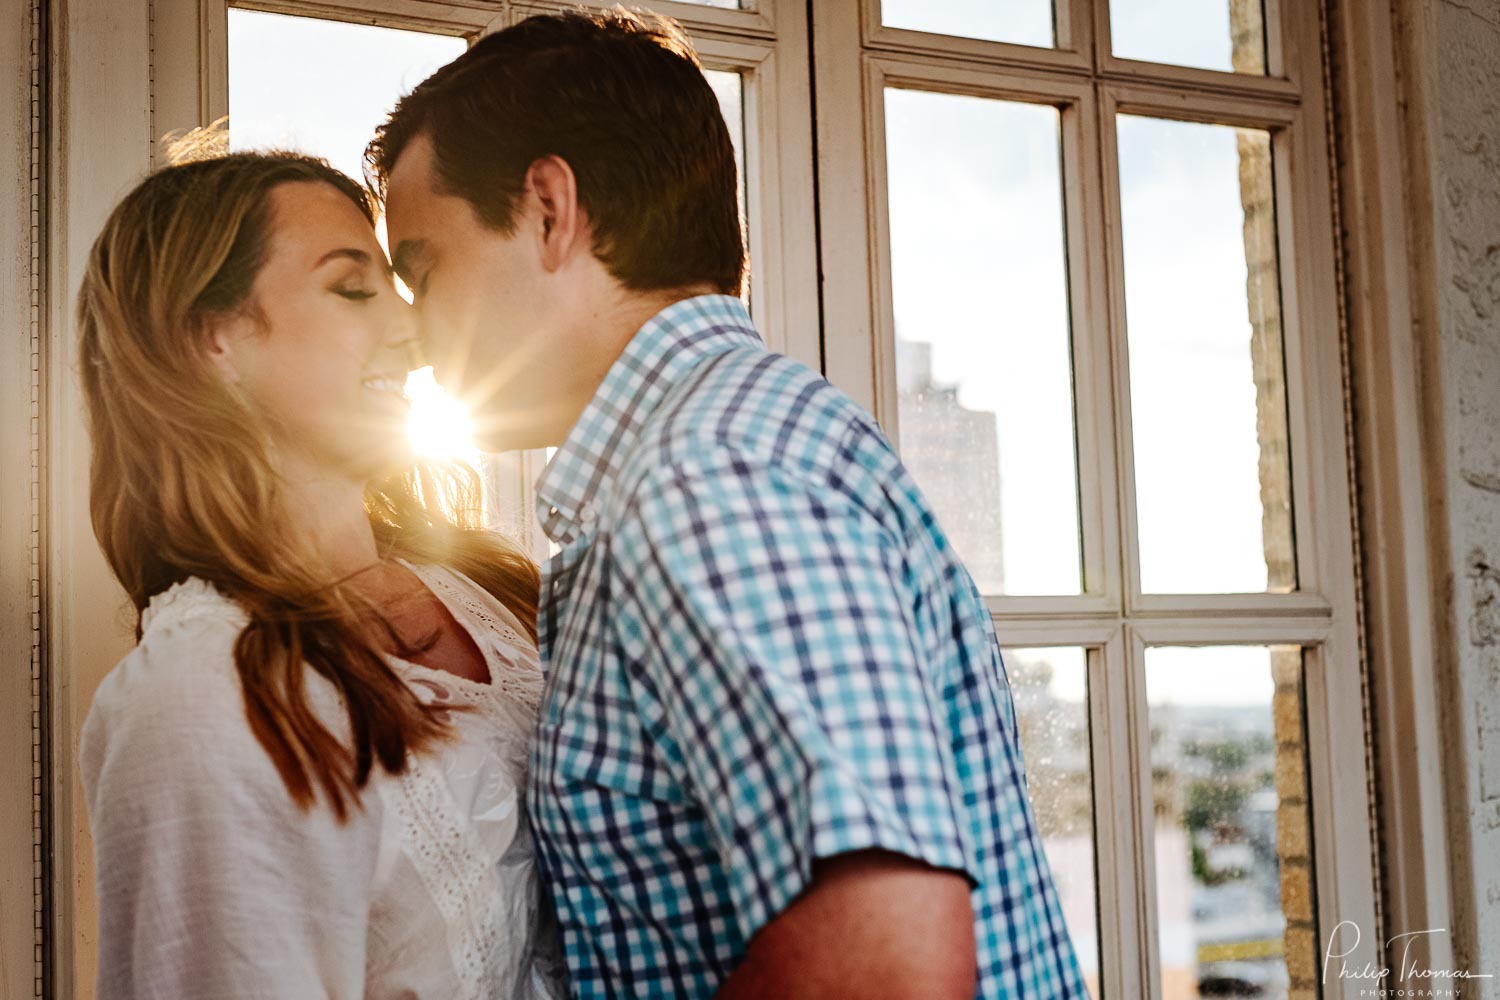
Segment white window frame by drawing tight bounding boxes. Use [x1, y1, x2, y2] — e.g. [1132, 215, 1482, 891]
[811, 0, 1380, 996]
[1, 3, 46, 1000]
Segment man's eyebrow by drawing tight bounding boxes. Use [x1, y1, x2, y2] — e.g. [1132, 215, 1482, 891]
[390, 240, 427, 281]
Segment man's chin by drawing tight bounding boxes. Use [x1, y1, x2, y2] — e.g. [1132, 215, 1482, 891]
[469, 408, 567, 454]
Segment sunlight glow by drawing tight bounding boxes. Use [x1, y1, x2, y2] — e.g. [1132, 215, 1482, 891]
[404, 366, 478, 460]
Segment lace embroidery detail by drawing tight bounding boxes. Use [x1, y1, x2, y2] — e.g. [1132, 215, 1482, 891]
[382, 562, 552, 995]
[398, 665, 538, 773]
[398, 562, 546, 722]
[140, 578, 246, 633]
[388, 756, 508, 999]
[411, 562, 534, 658]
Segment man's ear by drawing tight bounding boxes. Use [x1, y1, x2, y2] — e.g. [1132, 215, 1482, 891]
[201, 310, 256, 385]
[525, 154, 584, 273]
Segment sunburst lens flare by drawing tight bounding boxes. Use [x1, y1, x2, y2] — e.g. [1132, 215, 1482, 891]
[404, 366, 478, 460]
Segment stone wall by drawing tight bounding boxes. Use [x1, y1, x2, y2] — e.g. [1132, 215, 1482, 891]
[1405, 0, 1500, 986]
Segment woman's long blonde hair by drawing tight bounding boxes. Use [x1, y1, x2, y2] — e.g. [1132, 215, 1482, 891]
[78, 152, 540, 820]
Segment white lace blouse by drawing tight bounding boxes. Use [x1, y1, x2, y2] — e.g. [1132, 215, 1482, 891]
[80, 561, 567, 1000]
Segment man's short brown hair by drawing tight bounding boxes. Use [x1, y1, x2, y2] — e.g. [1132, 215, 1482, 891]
[366, 10, 747, 297]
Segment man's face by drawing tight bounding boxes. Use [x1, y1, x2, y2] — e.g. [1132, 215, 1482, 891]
[384, 133, 572, 451]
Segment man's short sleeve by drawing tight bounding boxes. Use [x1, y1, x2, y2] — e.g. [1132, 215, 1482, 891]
[610, 440, 979, 944]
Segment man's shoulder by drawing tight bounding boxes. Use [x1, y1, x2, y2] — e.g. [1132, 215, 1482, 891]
[638, 344, 897, 484]
[607, 343, 940, 551]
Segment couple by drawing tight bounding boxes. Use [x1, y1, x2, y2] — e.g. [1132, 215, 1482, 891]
[79, 10, 1087, 1000]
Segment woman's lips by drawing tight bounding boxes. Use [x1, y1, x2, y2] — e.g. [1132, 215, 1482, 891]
[360, 374, 408, 398]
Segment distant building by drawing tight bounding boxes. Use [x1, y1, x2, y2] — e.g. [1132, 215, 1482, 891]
[895, 337, 1006, 594]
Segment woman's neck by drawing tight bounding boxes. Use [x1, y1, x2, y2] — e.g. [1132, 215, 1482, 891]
[280, 460, 379, 581]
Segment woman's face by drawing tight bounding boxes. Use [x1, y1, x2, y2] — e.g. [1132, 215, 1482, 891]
[209, 180, 418, 482]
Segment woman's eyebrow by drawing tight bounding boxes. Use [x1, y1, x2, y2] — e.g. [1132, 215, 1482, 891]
[315, 247, 383, 271]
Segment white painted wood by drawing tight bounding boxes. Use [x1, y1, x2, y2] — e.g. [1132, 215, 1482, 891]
[232, 0, 502, 34]
[515, 0, 773, 40]
[1275, 5, 1383, 986]
[1104, 80, 1298, 127]
[861, 57, 898, 445]
[985, 594, 1125, 620]
[1100, 56, 1301, 104]
[1070, 86, 1126, 606]
[0, 1, 42, 996]
[868, 52, 1092, 102]
[46, 3, 157, 998]
[1127, 616, 1332, 647]
[1124, 629, 1165, 1000]
[1089, 630, 1142, 1000]
[808, 0, 877, 411]
[1095, 84, 1144, 617]
[1328, 0, 1457, 976]
[861, 24, 1092, 77]
[1262, 0, 1287, 81]
[990, 618, 1121, 647]
[152, 0, 229, 154]
[1128, 591, 1334, 618]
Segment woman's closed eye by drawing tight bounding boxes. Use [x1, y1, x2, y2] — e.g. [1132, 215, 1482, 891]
[334, 286, 378, 301]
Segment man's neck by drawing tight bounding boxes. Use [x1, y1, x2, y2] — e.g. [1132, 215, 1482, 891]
[486, 283, 723, 452]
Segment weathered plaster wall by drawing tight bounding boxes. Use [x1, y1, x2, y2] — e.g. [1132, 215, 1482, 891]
[1411, 0, 1500, 983]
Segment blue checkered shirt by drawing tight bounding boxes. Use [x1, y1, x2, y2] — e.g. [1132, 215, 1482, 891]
[529, 295, 1088, 998]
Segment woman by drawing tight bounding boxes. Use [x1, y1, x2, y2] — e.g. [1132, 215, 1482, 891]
[77, 152, 565, 998]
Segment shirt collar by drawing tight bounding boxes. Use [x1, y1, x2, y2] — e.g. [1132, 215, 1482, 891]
[536, 294, 762, 546]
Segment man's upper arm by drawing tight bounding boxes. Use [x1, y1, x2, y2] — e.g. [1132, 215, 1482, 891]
[611, 441, 979, 945]
[717, 849, 976, 1000]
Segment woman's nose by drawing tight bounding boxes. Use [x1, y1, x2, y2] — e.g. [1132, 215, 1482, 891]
[382, 298, 425, 371]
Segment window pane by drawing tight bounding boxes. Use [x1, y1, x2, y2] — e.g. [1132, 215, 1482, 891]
[1005, 648, 1100, 998]
[1117, 117, 1294, 594]
[705, 69, 749, 300]
[1110, 0, 1267, 74]
[882, 0, 1054, 48]
[885, 89, 1082, 596]
[1146, 646, 1318, 1000]
[228, 9, 464, 185]
[706, 70, 745, 191]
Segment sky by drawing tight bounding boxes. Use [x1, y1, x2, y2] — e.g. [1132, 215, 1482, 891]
[226, 2, 1283, 708]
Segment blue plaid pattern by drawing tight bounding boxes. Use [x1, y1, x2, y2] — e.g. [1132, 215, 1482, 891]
[530, 295, 1088, 999]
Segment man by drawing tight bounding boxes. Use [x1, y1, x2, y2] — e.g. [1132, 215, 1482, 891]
[369, 10, 1088, 999]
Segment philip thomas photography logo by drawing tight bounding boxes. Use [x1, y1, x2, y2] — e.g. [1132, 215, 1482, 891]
[1323, 920, 1493, 997]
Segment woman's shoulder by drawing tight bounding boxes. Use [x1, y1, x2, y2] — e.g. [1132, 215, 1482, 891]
[81, 579, 282, 804]
[89, 579, 248, 722]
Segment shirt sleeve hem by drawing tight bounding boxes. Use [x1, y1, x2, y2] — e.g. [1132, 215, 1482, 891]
[734, 826, 979, 947]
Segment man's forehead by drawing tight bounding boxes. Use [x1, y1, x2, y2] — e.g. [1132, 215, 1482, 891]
[385, 131, 440, 203]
